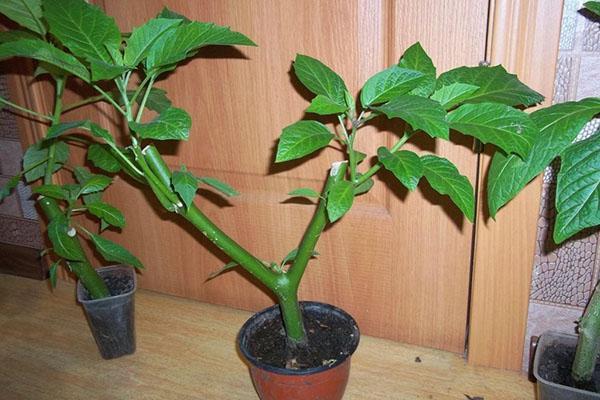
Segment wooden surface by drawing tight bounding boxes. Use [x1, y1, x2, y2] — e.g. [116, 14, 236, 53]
[0, 273, 535, 400]
[468, 0, 564, 370]
[0, 243, 46, 280]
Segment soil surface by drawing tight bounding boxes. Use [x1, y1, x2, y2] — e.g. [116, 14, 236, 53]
[538, 342, 600, 392]
[80, 274, 134, 300]
[246, 307, 357, 370]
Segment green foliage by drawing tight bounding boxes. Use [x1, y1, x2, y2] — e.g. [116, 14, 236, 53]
[207, 261, 239, 280]
[87, 144, 121, 173]
[32, 184, 69, 200]
[172, 166, 198, 209]
[138, 88, 172, 113]
[275, 120, 334, 162]
[47, 216, 86, 261]
[288, 188, 320, 199]
[88, 232, 144, 269]
[124, 18, 182, 67]
[584, 1, 600, 16]
[48, 260, 59, 288]
[0, 174, 20, 202]
[73, 167, 112, 198]
[377, 147, 423, 191]
[430, 83, 479, 110]
[197, 177, 239, 197]
[447, 102, 537, 157]
[0, 0, 46, 35]
[293, 54, 348, 109]
[0, 30, 38, 43]
[23, 141, 69, 182]
[129, 107, 191, 140]
[420, 155, 474, 222]
[45, 120, 89, 140]
[397, 42, 436, 97]
[306, 95, 348, 115]
[87, 202, 125, 229]
[326, 180, 354, 222]
[373, 95, 449, 139]
[360, 66, 424, 107]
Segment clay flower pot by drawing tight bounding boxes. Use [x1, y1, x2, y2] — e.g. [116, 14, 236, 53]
[238, 301, 360, 400]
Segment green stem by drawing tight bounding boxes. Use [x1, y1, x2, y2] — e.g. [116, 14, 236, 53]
[62, 95, 105, 113]
[129, 75, 152, 105]
[135, 75, 155, 123]
[276, 287, 305, 344]
[92, 84, 126, 116]
[0, 96, 53, 121]
[572, 286, 600, 384]
[44, 78, 65, 185]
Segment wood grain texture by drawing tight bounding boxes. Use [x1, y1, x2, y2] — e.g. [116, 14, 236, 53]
[0, 274, 535, 400]
[468, 0, 564, 370]
[0, 242, 46, 280]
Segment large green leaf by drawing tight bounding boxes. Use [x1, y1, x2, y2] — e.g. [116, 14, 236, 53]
[421, 155, 475, 222]
[436, 65, 543, 106]
[326, 180, 354, 222]
[32, 184, 69, 200]
[0, 174, 20, 202]
[431, 83, 480, 110]
[87, 143, 121, 173]
[172, 166, 198, 209]
[0, 39, 90, 81]
[89, 123, 116, 146]
[397, 42, 436, 97]
[360, 66, 424, 107]
[275, 120, 334, 163]
[305, 95, 348, 116]
[23, 141, 69, 182]
[88, 233, 143, 269]
[124, 18, 182, 67]
[43, 0, 121, 63]
[47, 216, 86, 261]
[146, 21, 255, 73]
[73, 167, 112, 197]
[0, 30, 38, 43]
[487, 98, 600, 217]
[554, 133, 600, 243]
[88, 59, 128, 82]
[377, 147, 423, 191]
[372, 95, 449, 139]
[86, 201, 125, 228]
[0, 0, 46, 35]
[197, 177, 239, 197]
[129, 107, 191, 141]
[293, 54, 347, 107]
[45, 120, 88, 140]
[447, 102, 537, 157]
[584, 1, 600, 16]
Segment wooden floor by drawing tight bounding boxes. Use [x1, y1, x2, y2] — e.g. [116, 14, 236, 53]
[0, 274, 535, 399]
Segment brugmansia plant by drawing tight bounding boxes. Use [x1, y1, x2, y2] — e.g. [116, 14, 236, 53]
[489, 1, 600, 390]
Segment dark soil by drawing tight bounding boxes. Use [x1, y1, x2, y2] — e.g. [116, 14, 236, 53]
[80, 273, 134, 300]
[538, 342, 600, 392]
[246, 306, 358, 370]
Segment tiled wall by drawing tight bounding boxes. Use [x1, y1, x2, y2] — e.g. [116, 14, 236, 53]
[522, 0, 600, 371]
[0, 75, 43, 250]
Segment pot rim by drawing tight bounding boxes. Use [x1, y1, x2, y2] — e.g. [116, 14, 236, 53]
[238, 300, 360, 376]
[76, 264, 137, 304]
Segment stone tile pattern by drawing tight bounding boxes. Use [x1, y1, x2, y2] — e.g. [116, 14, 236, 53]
[0, 74, 42, 250]
[523, 0, 600, 371]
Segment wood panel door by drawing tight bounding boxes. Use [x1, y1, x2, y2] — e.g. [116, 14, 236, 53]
[73, 0, 488, 353]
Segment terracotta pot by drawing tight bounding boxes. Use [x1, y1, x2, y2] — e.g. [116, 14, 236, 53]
[238, 301, 360, 400]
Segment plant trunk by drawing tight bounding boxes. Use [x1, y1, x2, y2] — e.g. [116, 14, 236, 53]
[572, 285, 600, 384]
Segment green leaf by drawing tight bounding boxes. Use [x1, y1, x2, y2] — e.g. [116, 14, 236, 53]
[146, 21, 256, 73]
[47, 216, 86, 261]
[355, 151, 367, 165]
[45, 120, 88, 140]
[23, 141, 69, 182]
[207, 261, 238, 280]
[124, 18, 182, 67]
[43, 0, 121, 63]
[436, 65, 543, 106]
[275, 120, 334, 163]
[306, 95, 348, 115]
[280, 248, 319, 267]
[0, 30, 38, 43]
[372, 95, 449, 139]
[172, 166, 198, 209]
[377, 147, 423, 191]
[89, 123, 115, 146]
[89, 59, 128, 81]
[397, 42, 436, 97]
[32, 184, 69, 200]
[82, 191, 102, 205]
[1, 174, 20, 201]
[129, 107, 191, 141]
[553, 133, 600, 243]
[197, 176, 239, 197]
[584, 1, 600, 16]
[487, 99, 600, 218]
[136, 88, 172, 113]
[0, 39, 90, 81]
[431, 83, 480, 110]
[48, 259, 59, 288]
[354, 175, 374, 196]
[421, 155, 475, 222]
[293, 54, 348, 106]
[447, 102, 537, 157]
[360, 66, 425, 106]
[288, 188, 320, 198]
[0, 0, 46, 35]
[87, 144, 121, 173]
[156, 7, 190, 21]
[86, 201, 125, 228]
[73, 168, 112, 197]
[326, 180, 354, 222]
[88, 232, 143, 269]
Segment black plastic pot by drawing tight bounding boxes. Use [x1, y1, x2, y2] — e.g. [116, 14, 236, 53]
[238, 301, 360, 400]
[76, 265, 137, 360]
[534, 330, 600, 399]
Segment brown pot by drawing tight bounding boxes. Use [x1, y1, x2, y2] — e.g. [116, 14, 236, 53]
[238, 301, 360, 400]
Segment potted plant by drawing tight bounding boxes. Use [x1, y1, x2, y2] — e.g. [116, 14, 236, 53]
[486, 3, 600, 397]
[0, 0, 548, 397]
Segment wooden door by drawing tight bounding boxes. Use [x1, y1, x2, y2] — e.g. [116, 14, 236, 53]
[78, 0, 489, 353]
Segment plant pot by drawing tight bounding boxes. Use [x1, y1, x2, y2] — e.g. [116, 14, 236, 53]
[76, 265, 137, 360]
[238, 301, 360, 400]
[534, 330, 600, 399]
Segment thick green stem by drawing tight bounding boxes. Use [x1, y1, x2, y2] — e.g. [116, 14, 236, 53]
[38, 197, 109, 299]
[276, 286, 305, 344]
[572, 286, 600, 383]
